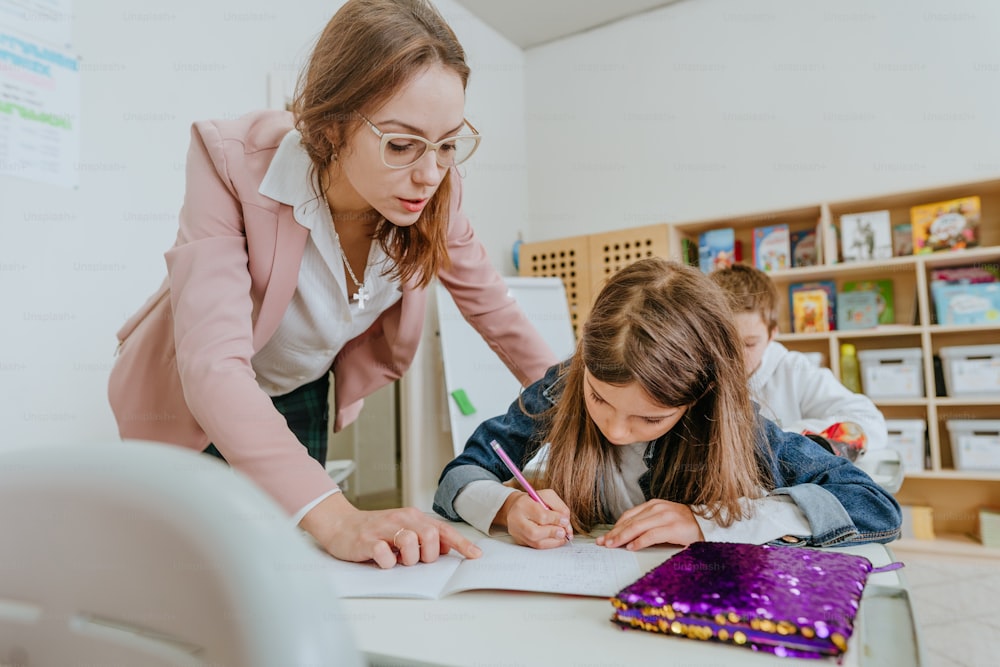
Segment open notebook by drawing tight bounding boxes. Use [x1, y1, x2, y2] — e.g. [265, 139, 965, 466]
[323, 538, 642, 599]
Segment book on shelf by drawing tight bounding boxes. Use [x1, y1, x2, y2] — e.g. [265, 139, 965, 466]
[321, 537, 642, 599]
[892, 223, 914, 256]
[679, 237, 699, 267]
[900, 505, 936, 541]
[752, 223, 791, 272]
[842, 279, 895, 325]
[839, 209, 893, 262]
[819, 218, 841, 265]
[930, 264, 1000, 325]
[910, 195, 981, 254]
[792, 289, 831, 333]
[789, 227, 818, 267]
[931, 281, 1000, 325]
[979, 508, 1000, 548]
[931, 265, 1000, 283]
[789, 280, 837, 332]
[698, 227, 738, 273]
[837, 291, 879, 330]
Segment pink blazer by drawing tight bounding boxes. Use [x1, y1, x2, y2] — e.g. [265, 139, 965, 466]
[108, 110, 557, 514]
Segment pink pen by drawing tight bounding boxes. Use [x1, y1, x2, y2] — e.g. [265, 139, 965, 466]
[490, 439, 572, 542]
[489, 439, 551, 509]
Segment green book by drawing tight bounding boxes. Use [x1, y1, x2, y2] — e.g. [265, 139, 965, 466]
[842, 279, 894, 325]
[680, 237, 698, 266]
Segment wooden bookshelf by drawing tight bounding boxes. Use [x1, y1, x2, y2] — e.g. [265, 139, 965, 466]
[521, 176, 1000, 556]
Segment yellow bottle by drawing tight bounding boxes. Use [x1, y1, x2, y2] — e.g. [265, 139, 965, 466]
[840, 343, 862, 393]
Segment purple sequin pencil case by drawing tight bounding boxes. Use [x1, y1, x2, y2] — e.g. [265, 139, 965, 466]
[610, 542, 881, 659]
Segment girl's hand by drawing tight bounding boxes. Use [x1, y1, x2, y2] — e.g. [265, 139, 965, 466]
[596, 499, 704, 551]
[301, 493, 482, 568]
[496, 489, 573, 549]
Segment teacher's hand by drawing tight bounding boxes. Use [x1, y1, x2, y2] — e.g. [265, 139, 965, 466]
[301, 493, 482, 568]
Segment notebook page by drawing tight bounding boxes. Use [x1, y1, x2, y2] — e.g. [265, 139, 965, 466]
[443, 539, 641, 597]
[323, 550, 465, 599]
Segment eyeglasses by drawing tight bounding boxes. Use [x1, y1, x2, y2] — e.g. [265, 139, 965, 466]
[359, 113, 481, 169]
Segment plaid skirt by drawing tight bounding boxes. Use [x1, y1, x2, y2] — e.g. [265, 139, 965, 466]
[202, 373, 330, 465]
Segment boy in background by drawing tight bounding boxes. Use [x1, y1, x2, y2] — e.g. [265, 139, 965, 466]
[710, 265, 888, 454]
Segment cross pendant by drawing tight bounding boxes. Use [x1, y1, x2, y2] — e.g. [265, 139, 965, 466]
[353, 285, 368, 310]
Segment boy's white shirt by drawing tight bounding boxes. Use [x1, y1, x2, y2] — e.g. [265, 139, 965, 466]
[453, 442, 812, 543]
[750, 341, 888, 450]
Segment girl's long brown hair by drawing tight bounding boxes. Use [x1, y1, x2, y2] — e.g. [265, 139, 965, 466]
[292, 0, 469, 287]
[541, 258, 772, 533]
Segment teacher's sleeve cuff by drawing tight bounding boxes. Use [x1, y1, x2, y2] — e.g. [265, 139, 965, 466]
[292, 488, 342, 526]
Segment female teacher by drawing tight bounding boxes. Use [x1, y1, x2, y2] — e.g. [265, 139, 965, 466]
[108, 0, 557, 568]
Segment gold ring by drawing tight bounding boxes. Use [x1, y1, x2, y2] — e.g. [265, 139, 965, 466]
[392, 527, 407, 548]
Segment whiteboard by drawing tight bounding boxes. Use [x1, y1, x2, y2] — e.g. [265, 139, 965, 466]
[437, 277, 576, 456]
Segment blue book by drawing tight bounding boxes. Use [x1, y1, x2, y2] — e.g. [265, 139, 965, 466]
[753, 224, 791, 272]
[837, 291, 879, 330]
[790, 228, 818, 267]
[698, 228, 736, 274]
[789, 280, 837, 331]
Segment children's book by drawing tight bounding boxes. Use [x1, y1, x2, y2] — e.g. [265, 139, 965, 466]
[752, 223, 791, 272]
[698, 227, 737, 274]
[789, 227, 818, 267]
[322, 537, 641, 599]
[792, 289, 830, 333]
[931, 265, 1000, 283]
[839, 210, 893, 262]
[679, 236, 699, 267]
[910, 195, 981, 254]
[837, 291, 879, 330]
[892, 223, 913, 256]
[901, 505, 936, 540]
[842, 279, 895, 325]
[789, 280, 837, 332]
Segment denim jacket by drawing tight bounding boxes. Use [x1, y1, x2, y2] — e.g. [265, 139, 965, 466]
[434, 364, 902, 547]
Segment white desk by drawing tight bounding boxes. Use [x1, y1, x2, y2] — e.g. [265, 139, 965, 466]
[341, 526, 923, 667]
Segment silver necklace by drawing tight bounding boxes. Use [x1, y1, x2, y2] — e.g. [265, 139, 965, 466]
[322, 191, 369, 310]
[338, 243, 368, 310]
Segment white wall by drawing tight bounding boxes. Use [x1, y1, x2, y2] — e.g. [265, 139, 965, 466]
[13, 0, 998, 509]
[524, 0, 1000, 238]
[0, 0, 529, 452]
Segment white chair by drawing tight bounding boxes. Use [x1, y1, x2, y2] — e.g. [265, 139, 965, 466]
[0, 440, 363, 667]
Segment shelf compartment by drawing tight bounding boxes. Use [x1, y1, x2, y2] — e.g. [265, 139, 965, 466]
[904, 470, 1000, 482]
[873, 399, 929, 408]
[935, 396, 1000, 407]
[895, 476, 1000, 536]
[893, 534, 1000, 559]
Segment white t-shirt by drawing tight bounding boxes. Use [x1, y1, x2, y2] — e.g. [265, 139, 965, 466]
[750, 341, 888, 450]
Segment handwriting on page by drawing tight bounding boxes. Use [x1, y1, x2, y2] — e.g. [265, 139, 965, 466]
[445, 540, 641, 597]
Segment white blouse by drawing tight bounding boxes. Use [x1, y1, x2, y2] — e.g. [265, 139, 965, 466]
[252, 129, 402, 397]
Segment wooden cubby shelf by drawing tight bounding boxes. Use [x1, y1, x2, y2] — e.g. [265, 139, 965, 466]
[522, 176, 1000, 554]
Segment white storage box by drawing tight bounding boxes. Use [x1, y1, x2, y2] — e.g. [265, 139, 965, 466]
[947, 420, 1000, 471]
[884, 419, 927, 473]
[857, 348, 924, 398]
[939, 344, 1000, 397]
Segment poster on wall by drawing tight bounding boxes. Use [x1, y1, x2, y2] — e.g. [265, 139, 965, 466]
[0, 31, 80, 188]
[0, 0, 73, 48]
